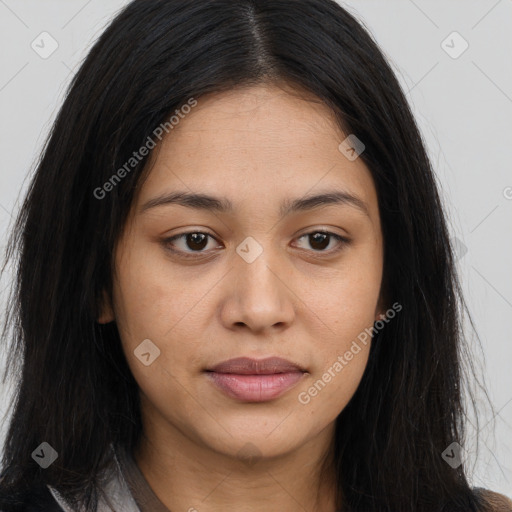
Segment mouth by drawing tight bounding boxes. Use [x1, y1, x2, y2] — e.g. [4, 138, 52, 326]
[204, 356, 307, 402]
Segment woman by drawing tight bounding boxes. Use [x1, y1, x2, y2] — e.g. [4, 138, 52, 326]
[0, 0, 510, 510]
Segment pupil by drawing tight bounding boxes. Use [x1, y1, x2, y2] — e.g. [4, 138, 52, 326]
[310, 232, 329, 250]
[187, 233, 208, 251]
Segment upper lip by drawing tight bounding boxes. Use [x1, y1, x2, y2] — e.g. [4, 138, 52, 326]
[206, 357, 306, 375]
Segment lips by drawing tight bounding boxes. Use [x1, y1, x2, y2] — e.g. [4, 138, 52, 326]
[206, 356, 306, 375]
[205, 357, 307, 402]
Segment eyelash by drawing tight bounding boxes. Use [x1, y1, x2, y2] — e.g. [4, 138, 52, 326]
[162, 229, 350, 259]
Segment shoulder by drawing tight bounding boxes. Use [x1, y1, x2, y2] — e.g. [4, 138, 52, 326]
[474, 488, 512, 512]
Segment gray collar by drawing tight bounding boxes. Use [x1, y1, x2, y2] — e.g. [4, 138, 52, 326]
[47, 443, 170, 512]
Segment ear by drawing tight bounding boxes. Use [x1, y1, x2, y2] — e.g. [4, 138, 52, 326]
[97, 289, 115, 324]
[374, 295, 387, 322]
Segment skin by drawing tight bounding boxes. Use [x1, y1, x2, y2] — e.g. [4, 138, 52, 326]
[99, 82, 385, 512]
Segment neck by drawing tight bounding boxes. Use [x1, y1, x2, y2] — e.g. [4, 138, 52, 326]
[133, 408, 339, 512]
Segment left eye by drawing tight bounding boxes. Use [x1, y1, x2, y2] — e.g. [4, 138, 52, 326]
[294, 231, 348, 252]
[163, 230, 349, 258]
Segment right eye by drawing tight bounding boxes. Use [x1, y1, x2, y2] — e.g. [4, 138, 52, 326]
[163, 231, 221, 258]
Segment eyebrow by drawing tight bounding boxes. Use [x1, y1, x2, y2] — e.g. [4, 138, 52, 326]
[140, 189, 370, 219]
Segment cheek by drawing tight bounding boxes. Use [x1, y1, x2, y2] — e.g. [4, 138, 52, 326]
[298, 347, 370, 419]
[296, 296, 373, 422]
[112, 241, 201, 343]
[111, 242, 216, 406]
[295, 246, 381, 415]
[304, 242, 382, 343]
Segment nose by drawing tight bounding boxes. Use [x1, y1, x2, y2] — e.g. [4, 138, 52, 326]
[219, 243, 295, 333]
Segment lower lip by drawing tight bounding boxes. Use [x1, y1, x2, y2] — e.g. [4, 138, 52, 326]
[206, 371, 306, 402]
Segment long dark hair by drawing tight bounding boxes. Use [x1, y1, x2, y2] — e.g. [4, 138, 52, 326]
[0, 0, 496, 510]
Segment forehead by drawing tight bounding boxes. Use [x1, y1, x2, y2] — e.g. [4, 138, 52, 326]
[135, 84, 378, 220]
[163, 84, 344, 154]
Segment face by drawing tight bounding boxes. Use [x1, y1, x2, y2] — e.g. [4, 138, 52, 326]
[100, 83, 384, 461]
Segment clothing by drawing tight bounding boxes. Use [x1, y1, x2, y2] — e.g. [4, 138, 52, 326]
[4, 445, 512, 511]
[47, 443, 170, 512]
[475, 489, 512, 511]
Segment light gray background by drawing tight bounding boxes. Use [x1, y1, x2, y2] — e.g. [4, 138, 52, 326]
[0, 0, 511, 497]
